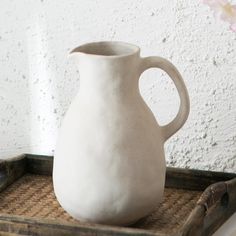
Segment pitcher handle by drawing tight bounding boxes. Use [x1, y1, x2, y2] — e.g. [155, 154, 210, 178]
[140, 56, 190, 141]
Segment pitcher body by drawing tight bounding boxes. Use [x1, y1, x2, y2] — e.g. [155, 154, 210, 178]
[53, 41, 189, 225]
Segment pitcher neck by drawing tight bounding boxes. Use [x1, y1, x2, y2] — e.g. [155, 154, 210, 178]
[80, 53, 140, 81]
[69, 41, 142, 96]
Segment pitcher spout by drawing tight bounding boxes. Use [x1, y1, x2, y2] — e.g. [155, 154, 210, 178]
[68, 47, 84, 61]
[68, 41, 141, 87]
[69, 41, 140, 59]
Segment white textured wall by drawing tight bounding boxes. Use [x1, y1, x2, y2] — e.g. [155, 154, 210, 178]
[0, 0, 236, 172]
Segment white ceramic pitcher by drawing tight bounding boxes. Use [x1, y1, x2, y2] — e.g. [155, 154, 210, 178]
[53, 41, 190, 226]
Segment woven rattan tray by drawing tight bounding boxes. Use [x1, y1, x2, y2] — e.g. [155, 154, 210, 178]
[0, 154, 236, 236]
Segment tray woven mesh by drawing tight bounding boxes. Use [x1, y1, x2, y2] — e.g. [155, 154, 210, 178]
[0, 174, 202, 234]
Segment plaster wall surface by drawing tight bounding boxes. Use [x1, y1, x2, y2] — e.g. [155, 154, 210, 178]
[0, 0, 236, 172]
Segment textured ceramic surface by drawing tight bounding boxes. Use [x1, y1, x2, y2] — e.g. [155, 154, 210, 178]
[53, 41, 190, 225]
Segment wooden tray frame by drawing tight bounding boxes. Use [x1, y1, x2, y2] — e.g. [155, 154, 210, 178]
[0, 154, 236, 236]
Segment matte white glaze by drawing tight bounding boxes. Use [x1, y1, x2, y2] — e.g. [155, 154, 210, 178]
[53, 41, 190, 225]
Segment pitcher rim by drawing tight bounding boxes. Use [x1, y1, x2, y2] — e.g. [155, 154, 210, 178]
[70, 41, 140, 58]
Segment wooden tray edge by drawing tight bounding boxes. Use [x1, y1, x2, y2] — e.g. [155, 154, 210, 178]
[0, 214, 166, 236]
[181, 178, 236, 236]
[0, 154, 26, 192]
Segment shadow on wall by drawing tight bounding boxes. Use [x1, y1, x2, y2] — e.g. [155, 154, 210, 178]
[0, 2, 32, 159]
[0, 1, 80, 158]
[25, 13, 58, 156]
[0, 2, 57, 158]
